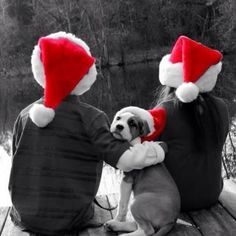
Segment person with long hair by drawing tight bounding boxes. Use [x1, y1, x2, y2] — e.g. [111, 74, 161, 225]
[153, 36, 230, 211]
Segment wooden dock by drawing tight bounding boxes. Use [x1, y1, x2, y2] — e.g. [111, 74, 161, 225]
[1, 192, 236, 236]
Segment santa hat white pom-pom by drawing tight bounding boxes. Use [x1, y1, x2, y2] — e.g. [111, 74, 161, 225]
[176, 82, 200, 103]
[29, 104, 55, 128]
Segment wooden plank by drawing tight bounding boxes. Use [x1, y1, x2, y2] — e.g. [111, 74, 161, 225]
[1, 213, 29, 236]
[219, 178, 236, 219]
[1, 196, 114, 236]
[178, 212, 197, 226]
[0, 196, 113, 236]
[2, 195, 236, 236]
[1, 210, 80, 236]
[0, 207, 10, 235]
[168, 212, 202, 236]
[107, 193, 201, 236]
[79, 195, 115, 236]
[168, 223, 202, 236]
[189, 203, 236, 236]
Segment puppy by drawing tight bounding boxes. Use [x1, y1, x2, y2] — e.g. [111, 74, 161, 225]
[111, 112, 150, 143]
[105, 110, 181, 236]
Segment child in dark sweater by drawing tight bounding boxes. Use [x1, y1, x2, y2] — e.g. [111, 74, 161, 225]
[9, 32, 166, 235]
[154, 36, 229, 211]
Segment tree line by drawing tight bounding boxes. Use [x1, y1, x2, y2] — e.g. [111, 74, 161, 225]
[0, 0, 236, 112]
[0, 0, 235, 64]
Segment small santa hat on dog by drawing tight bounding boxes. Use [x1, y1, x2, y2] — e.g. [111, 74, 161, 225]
[29, 32, 97, 127]
[159, 36, 223, 103]
[115, 106, 166, 142]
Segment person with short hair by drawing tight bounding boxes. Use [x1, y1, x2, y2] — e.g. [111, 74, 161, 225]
[9, 32, 166, 235]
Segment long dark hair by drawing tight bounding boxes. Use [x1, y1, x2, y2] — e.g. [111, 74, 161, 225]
[153, 85, 223, 153]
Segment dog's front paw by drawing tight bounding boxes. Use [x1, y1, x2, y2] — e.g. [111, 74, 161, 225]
[104, 219, 123, 232]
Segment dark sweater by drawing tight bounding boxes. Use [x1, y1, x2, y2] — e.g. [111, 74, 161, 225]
[9, 95, 130, 235]
[156, 96, 229, 211]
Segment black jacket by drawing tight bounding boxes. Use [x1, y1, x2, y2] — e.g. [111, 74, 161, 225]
[9, 95, 129, 235]
[157, 95, 229, 211]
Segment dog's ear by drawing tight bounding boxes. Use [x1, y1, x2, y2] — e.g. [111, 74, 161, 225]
[138, 119, 150, 137]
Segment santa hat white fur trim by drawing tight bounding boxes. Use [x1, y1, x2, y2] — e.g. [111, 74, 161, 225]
[29, 104, 55, 128]
[159, 54, 183, 88]
[115, 106, 155, 134]
[31, 44, 45, 87]
[45, 31, 91, 55]
[31, 31, 93, 89]
[175, 82, 199, 103]
[196, 61, 222, 92]
[159, 54, 222, 94]
[71, 64, 97, 95]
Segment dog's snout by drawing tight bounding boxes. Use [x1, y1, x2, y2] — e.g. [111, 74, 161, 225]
[116, 124, 124, 131]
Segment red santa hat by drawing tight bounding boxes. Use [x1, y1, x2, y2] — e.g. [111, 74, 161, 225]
[29, 32, 97, 127]
[115, 106, 166, 141]
[159, 36, 223, 103]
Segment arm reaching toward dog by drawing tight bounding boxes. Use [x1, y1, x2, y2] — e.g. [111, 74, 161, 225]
[117, 141, 166, 172]
[86, 111, 166, 171]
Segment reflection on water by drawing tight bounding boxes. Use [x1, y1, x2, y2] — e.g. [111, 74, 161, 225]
[0, 62, 160, 206]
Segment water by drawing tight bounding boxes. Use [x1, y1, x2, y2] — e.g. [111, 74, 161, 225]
[0, 62, 160, 207]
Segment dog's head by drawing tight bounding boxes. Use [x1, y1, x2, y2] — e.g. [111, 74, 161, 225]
[110, 112, 150, 141]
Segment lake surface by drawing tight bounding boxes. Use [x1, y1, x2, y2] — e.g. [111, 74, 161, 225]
[0, 62, 160, 206]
